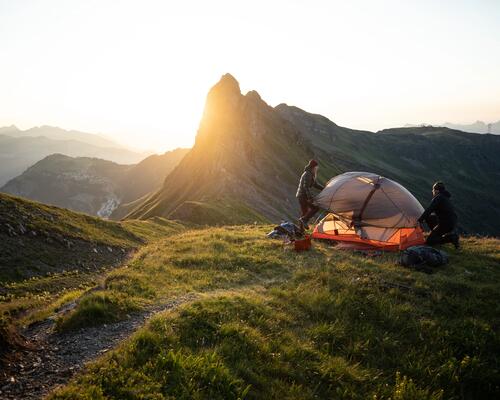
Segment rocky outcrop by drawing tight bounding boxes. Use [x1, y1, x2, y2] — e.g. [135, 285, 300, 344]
[125, 73, 314, 221]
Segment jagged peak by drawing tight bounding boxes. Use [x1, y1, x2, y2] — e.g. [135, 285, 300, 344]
[209, 73, 241, 96]
[245, 90, 262, 101]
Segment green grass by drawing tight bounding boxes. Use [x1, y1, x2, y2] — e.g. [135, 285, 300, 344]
[55, 291, 144, 331]
[49, 228, 500, 399]
[0, 194, 180, 283]
[54, 226, 295, 331]
[168, 200, 269, 226]
[0, 193, 185, 346]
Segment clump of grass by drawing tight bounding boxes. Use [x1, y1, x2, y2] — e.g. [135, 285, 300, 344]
[55, 291, 143, 332]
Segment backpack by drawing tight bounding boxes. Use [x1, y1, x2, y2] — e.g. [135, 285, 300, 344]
[400, 246, 448, 273]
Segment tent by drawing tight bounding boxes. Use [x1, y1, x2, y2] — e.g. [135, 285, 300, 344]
[312, 172, 425, 251]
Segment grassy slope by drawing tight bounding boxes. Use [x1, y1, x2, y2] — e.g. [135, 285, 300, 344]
[0, 193, 184, 282]
[49, 227, 500, 399]
[0, 193, 183, 345]
[168, 200, 270, 226]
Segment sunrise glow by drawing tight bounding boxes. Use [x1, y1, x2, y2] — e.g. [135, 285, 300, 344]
[1, 0, 499, 152]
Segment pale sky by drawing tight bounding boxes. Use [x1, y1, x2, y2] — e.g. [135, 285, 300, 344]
[1, 0, 499, 152]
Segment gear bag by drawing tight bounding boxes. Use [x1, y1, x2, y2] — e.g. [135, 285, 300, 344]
[400, 245, 449, 268]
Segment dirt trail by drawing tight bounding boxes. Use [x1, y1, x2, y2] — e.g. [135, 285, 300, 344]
[0, 293, 199, 400]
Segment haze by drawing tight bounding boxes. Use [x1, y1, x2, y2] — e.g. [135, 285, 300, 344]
[1, 0, 499, 152]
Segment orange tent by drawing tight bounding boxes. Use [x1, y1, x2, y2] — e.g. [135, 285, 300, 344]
[312, 172, 425, 251]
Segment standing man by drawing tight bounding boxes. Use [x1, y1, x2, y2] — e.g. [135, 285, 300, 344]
[418, 181, 460, 249]
[297, 159, 324, 230]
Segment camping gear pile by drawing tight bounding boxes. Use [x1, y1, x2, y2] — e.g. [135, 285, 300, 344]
[267, 221, 303, 241]
[267, 221, 311, 252]
[312, 172, 425, 251]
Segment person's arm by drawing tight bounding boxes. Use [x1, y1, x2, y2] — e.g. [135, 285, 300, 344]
[418, 195, 441, 223]
[313, 180, 324, 191]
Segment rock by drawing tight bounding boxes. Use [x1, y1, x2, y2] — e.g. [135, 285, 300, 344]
[18, 223, 27, 234]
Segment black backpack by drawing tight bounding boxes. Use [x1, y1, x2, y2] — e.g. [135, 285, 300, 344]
[400, 246, 448, 273]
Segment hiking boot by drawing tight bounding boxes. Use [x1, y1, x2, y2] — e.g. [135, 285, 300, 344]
[451, 234, 461, 250]
[299, 217, 309, 230]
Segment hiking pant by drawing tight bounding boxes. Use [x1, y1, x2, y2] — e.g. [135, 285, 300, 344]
[423, 214, 456, 246]
[298, 195, 319, 223]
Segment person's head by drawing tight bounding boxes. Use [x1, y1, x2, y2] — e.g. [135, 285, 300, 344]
[307, 159, 318, 173]
[432, 181, 445, 196]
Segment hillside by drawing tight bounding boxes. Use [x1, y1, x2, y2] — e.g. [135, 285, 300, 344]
[0, 193, 179, 283]
[9, 226, 497, 399]
[0, 192, 182, 363]
[0, 132, 147, 187]
[0, 193, 498, 399]
[126, 74, 500, 236]
[115, 148, 190, 205]
[1, 149, 189, 218]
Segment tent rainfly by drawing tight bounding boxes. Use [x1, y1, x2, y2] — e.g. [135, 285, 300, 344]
[312, 172, 425, 251]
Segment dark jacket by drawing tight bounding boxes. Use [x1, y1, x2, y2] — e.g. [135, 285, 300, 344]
[296, 166, 324, 200]
[418, 190, 457, 227]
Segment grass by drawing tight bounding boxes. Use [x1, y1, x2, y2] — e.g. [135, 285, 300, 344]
[54, 226, 296, 331]
[168, 200, 269, 226]
[48, 227, 500, 399]
[0, 193, 185, 352]
[0, 193, 184, 282]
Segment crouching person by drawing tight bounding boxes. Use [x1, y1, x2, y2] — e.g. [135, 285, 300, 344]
[296, 159, 324, 231]
[418, 181, 460, 249]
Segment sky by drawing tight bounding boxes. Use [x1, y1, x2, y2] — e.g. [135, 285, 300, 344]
[1, 0, 499, 152]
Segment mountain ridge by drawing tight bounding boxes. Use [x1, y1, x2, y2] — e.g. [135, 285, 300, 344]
[127, 74, 500, 236]
[0, 125, 129, 149]
[0, 133, 148, 187]
[1, 149, 189, 218]
[404, 120, 500, 134]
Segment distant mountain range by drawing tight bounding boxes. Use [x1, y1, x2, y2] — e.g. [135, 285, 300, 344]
[0, 126, 148, 186]
[1, 149, 188, 217]
[404, 121, 500, 134]
[0, 125, 124, 148]
[125, 74, 500, 236]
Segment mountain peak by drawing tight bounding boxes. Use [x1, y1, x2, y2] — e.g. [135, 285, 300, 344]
[198, 74, 243, 141]
[245, 90, 262, 101]
[210, 73, 241, 96]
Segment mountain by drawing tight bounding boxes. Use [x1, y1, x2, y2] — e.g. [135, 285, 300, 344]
[126, 74, 500, 236]
[118, 148, 189, 204]
[1, 149, 189, 218]
[404, 121, 500, 134]
[0, 125, 124, 148]
[126, 74, 312, 224]
[0, 130, 148, 186]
